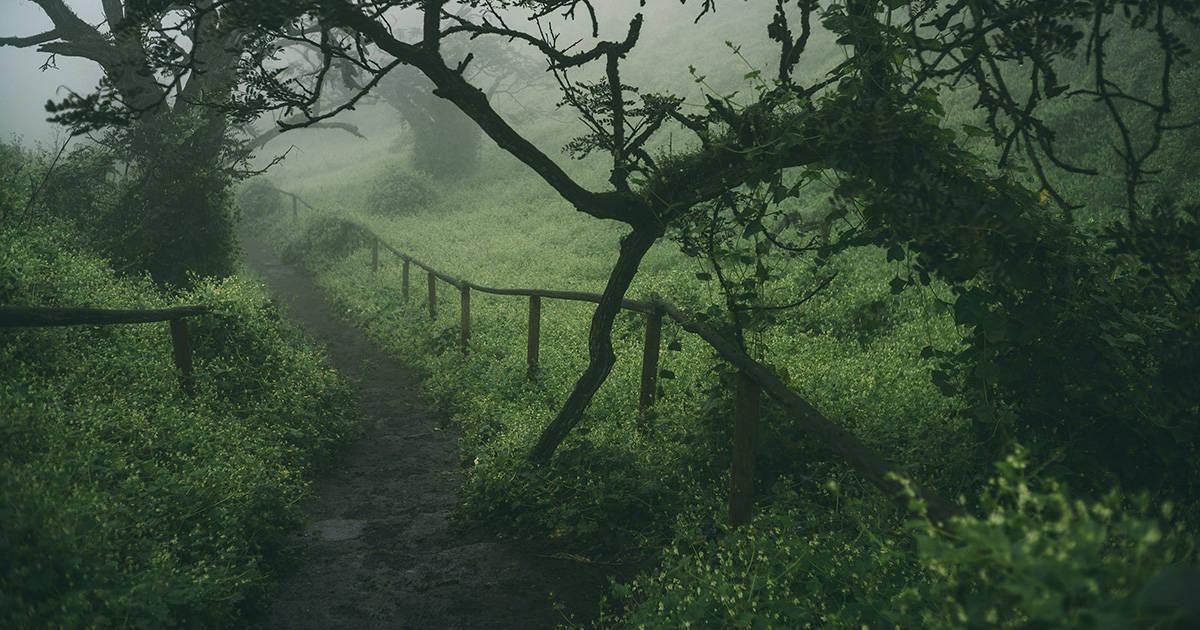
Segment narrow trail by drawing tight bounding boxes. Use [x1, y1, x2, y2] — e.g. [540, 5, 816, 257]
[241, 235, 612, 629]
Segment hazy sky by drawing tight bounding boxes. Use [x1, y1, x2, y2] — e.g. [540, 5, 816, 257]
[0, 2, 104, 145]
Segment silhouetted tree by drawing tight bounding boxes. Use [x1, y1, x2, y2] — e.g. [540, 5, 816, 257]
[0, 1, 361, 285]
[143, 0, 1200, 509]
[375, 28, 540, 179]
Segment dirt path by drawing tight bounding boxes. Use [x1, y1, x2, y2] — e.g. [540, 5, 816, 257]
[241, 236, 612, 629]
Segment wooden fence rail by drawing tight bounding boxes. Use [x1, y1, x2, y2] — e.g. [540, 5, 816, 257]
[352, 223, 957, 526]
[0, 305, 210, 394]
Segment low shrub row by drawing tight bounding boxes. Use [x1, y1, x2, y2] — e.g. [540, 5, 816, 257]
[0, 223, 358, 627]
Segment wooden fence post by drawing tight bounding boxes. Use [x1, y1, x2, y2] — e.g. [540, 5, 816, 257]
[730, 372, 761, 527]
[371, 237, 379, 273]
[638, 308, 663, 426]
[168, 318, 195, 395]
[291, 195, 297, 220]
[460, 284, 471, 355]
[427, 271, 437, 319]
[527, 295, 541, 378]
[402, 259, 411, 301]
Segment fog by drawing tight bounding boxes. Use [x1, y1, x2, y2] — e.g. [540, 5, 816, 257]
[0, 0, 784, 150]
[0, 2, 104, 144]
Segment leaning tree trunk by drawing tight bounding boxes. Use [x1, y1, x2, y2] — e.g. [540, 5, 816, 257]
[529, 224, 662, 463]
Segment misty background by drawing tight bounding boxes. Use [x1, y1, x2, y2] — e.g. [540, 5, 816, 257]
[0, 2, 103, 144]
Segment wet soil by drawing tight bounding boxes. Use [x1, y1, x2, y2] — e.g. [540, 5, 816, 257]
[241, 236, 614, 629]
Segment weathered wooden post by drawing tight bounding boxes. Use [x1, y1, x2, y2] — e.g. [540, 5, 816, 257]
[371, 237, 379, 273]
[427, 271, 437, 319]
[168, 318, 195, 395]
[527, 295, 541, 378]
[638, 308, 663, 426]
[402, 259, 411, 301]
[459, 283, 471, 355]
[291, 195, 298, 221]
[730, 372, 761, 527]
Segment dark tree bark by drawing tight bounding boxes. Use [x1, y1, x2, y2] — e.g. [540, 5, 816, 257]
[529, 224, 662, 463]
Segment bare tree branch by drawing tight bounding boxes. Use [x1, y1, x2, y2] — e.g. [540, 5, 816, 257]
[0, 30, 60, 48]
[248, 119, 365, 151]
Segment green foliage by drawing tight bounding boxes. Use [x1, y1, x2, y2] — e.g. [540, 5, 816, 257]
[610, 450, 1199, 629]
[364, 168, 438, 217]
[8, 117, 243, 289]
[237, 178, 286, 219]
[282, 215, 373, 267]
[247, 6, 1200, 625]
[102, 114, 243, 287]
[0, 223, 357, 627]
[897, 450, 1198, 628]
[0, 143, 31, 223]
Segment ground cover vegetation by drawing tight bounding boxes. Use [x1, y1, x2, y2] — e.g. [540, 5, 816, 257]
[235, 0, 1200, 626]
[0, 142, 359, 626]
[2, 0, 1198, 626]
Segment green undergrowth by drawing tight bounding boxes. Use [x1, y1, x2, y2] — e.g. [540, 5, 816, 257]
[261, 207, 1199, 628]
[256, 201, 969, 550]
[244, 16, 1200, 625]
[607, 451, 1198, 628]
[0, 222, 358, 627]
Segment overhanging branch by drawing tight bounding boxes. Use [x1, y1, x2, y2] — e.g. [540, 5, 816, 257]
[0, 30, 60, 48]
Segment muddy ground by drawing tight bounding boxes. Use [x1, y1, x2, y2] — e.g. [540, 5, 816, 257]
[241, 235, 617, 629]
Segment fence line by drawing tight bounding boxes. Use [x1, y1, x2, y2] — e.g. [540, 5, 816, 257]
[279, 198, 956, 524]
[0, 305, 209, 394]
[359, 226, 956, 525]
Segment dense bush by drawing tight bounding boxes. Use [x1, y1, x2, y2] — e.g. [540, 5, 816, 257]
[363, 168, 438, 217]
[237, 178, 286, 219]
[0, 143, 30, 223]
[8, 129, 241, 289]
[609, 451, 1199, 628]
[282, 215, 373, 268]
[0, 223, 357, 627]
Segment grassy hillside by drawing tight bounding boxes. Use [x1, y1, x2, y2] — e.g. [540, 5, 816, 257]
[1, 212, 358, 625]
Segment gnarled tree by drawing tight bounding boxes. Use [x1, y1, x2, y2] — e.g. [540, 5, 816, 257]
[0, 0, 363, 285]
[212, 0, 1196, 513]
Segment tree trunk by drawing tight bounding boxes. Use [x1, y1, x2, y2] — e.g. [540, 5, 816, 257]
[529, 224, 661, 463]
[115, 108, 237, 286]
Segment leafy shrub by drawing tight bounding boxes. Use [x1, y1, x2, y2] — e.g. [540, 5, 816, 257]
[6, 132, 239, 288]
[282, 215, 372, 268]
[0, 223, 358, 627]
[364, 168, 437, 217]
[237, 178, 285, 219]
[608, 449, 1199, 629]
[0, 143, 29, 222]
[896, 450, 1199, 628]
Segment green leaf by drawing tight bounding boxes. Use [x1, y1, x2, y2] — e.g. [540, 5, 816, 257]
[962, 125, 991, 138]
